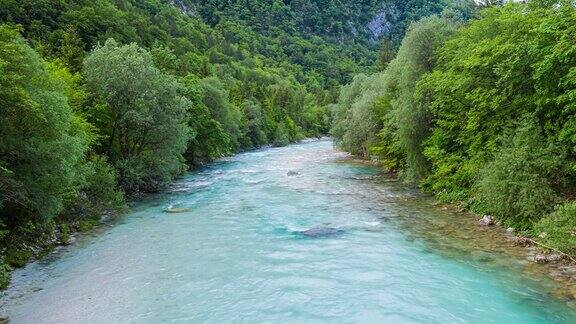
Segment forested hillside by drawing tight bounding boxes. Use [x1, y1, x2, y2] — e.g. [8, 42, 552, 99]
[0, 0, 466, 289]
[332, 1, 576, 257]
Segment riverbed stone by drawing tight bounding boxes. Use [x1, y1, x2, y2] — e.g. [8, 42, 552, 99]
[512, 236, 532, 247]
[471, 251, 494, 263]
[287, 170, 300, 176]
[533, 253, 563, 264]
[561, 265, 576, 276]
[299, 227, 345, 238]
[547, 254, 564, 263]
[164, 207, 192, 214]
[478, 215, 495, 226]
[534, 254, 549, 264]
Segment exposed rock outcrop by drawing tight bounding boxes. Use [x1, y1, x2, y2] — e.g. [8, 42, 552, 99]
[478, 215, 495, 226]
[168, 0, 197, 16]
[366, 3, 399, 42]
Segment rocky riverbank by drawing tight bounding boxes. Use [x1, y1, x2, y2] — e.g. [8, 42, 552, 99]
[428, 201, 576, 305]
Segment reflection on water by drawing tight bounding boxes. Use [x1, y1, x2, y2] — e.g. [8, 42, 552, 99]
[1, 139, 576, 323]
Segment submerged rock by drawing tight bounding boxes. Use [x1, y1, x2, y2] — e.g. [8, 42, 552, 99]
[0, 315, 9, 324]
[164, 207, 192, 214]
[478, 215, 495, 226]
[298, 227, 345, 238]
[471, 251, 494, 263]
[561, 265, 576, 277]
[287, 170, 300, 176]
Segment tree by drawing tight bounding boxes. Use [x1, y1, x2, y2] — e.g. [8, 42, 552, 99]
[241, 99, 267, 148]
[84, 39, 190, 193]
[180, 75, 231, 164]
[385, 16, 458, 181]
[0, 26, 89, 224]
[200, 76, 242, 151]
[474, 119, 561, 228]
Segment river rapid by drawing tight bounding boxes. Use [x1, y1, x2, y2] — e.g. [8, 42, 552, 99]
[1, 139, 576, 323]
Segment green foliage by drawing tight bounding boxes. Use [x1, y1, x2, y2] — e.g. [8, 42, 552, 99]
[241, 99, 268, 148]
[200, 76, 242, 151]
[59, 223, 71, 245]
[59, 155, 126, 222]
[0, 25, 89, 223]
[332, 2, 576, 253]
[0, 257, 9, 290]
[419, 4, 552, 198]
[331, 73, 386, 157]
[535, 202, 576, 254]
[272, 123, 290, 147]
[0, 220, 10, 290]
[180, 75, 231, 164]
[474, 120, 562, 228]
[191, 0, 463, 47]
[385, 16, 458, 181]
[84, 39, 190, 194]
[370, 96, 405, 171]
[5, 247, 33, 268]
[332, 15, 458, 167]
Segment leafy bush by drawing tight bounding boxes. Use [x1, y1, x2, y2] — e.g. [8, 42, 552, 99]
[59, 155, 126, 222]
[535, 202, 576, 254]
[5, 248, 33, 268]
[370, 96, 405, 171]
[474, 120, 562, 228]
[417, 4, 576, 201]
[331, 73, 386, 157]
[272, 123, 290, 147]
[0, 258, 10, 290]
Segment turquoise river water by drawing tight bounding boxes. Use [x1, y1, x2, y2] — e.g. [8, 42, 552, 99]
[1, 139, 576, 323]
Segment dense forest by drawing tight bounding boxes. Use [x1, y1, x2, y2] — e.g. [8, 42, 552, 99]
[332, 0, 576, 258]
[0, 0, 469, 289]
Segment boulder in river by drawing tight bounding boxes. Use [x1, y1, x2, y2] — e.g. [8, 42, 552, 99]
[298, 227, 345, 238]
[478, 215, 495, 226]
[164, 207, 192, 214]
[287, 170, 300, 176]
[0, 315, 9, 324]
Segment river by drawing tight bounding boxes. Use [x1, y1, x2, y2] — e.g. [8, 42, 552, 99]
[1, 139, 575, 323]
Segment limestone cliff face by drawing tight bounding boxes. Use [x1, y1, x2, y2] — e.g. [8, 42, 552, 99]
[171, 0, 463, 45]
[168, 0, 197, 16]
[366, 3, 400, 42]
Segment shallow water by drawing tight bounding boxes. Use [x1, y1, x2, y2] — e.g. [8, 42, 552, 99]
[2, 139, 576, 323]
